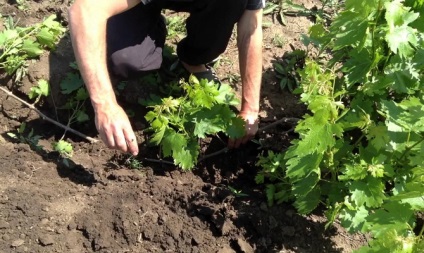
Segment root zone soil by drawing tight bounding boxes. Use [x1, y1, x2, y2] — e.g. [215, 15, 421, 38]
[0, 1, 367, 252]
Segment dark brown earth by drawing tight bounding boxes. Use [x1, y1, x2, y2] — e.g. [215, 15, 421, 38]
[0, 1, 367, 252]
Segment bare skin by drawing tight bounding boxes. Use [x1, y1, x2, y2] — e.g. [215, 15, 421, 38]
[68, 0, 262, 155]
[228, 9, 263, 148]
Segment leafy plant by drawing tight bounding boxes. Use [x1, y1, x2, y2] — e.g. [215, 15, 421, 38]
[271, 33, 285, 48]
[15, 0, 29, 11]
[59, 64, 90, 125]
[273, 49, 306, 92]
[0, 14, 65, 81]
[264, 0, 333, 25]
[228, 186, 249, 197]
[125, 156, 143, 170]
[7, 122, 43, 150]
[28, 79, 50, 103]
[166, 15, 186, 40]
[145, 76, 245, 170]
[257, 0, 424, 252]
[52, 140, 73, 158]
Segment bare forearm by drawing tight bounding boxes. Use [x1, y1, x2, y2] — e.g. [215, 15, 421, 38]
[68, 0, 138, 110]
[237, 9, 263, 117]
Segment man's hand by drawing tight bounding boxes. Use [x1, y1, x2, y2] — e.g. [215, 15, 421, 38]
[94, 102, 138, 155]
[69, 0, 140, 155]
[228, 112, 259, 149]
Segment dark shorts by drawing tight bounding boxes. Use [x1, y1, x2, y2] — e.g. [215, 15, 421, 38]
[107, 0, 261, 77]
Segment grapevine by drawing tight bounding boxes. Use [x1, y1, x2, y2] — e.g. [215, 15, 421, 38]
[145, 75, 245, 170]
[257, 0, 424, 252]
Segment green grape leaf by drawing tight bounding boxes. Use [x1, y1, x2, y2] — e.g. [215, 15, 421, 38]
[339, 205, 369, 233]
[385, 0, 419, 27]
[342, 49, 374, 86]
[367, 123, 390, 151]
[75, 87, 89, 101]
[21, 39, 43, 57]
[52, 140, 73, 157]
[304, 23, 328, 46]
[36, 27, 56, 49]
[215, 83, 239, 105]
[293, 186, 321, 214]
[386, 26, 419, 58]
[144, 111, 156, 122]
[285, 151, 323, 181]
[345, 0, 380, 14]
[60, 73, 84, 94]
[330, 11, 369, 50]
[161, 129, 187, 158]
[173, 139, 199, 170]
[363, 201, 414, 238]
[187, 79, 219, 108]
[385, 1, 420, 58]
[28, 79, 50, 99]
[76, 111, 89, 123]
[295, 119, 342, 156]
[192, 105, 233, 138]
[349, 177, 386, 208]
[226, 116, 245, 139]
[362, 75, 393, 96]
[339, 163, 368, 181]
[291, 170, 320, 197]
[0, 30, 18, 45]
[150, 125, 166, 146]
[381, 99, 424, 133]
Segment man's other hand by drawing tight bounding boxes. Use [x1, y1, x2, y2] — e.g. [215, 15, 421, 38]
[228, 112, 258, 149]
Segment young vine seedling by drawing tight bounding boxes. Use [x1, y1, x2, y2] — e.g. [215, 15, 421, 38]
[145, 75, 245, 170]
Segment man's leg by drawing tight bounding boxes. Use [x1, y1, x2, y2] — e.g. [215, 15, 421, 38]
[106, 3, 166, 77]
[167, 0, 248, 66]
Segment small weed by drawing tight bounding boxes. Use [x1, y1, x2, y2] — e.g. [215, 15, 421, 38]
[273, 49, 306, 92]
[223, 73, 241, 84]
[272, 33, 285, 48]
[52, 139, 73, 160]
[59, 64, 90, 126]
[228, 186, 249, 197]
[28, 79, 50, 104]
[7, 123, 43, 151]
[0, 15, 65, 81]
[166, 15, 186, 40]
[125, 156, 143, 170]
[15, 0, 29, 11]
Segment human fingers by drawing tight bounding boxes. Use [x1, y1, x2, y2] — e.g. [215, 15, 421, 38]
[112, 126, 129, 153]
[123, 128, 138, 155]
[97, 123, 116, 149]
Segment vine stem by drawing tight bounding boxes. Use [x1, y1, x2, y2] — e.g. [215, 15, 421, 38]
[198, 117, 300, 163]
[0, 86, 99, 143]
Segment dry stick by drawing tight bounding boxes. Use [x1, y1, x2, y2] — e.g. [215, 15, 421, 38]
[0, 86, 99, 143]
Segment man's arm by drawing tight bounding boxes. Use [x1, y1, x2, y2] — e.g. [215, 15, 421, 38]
[228, 9, 263, 148]
[68, 0, 140, 155]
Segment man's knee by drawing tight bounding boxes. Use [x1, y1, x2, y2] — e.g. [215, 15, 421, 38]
[110, 36, 163, 77]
